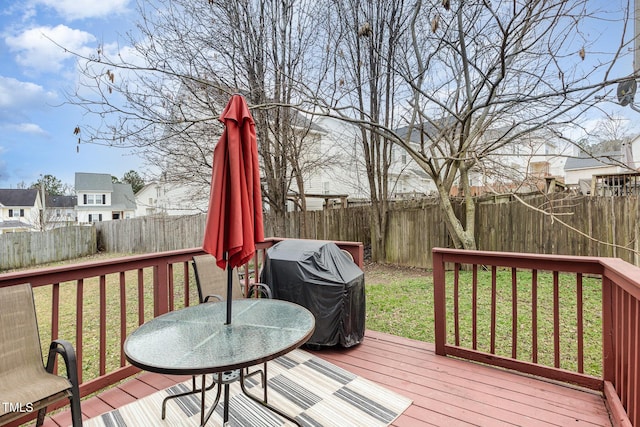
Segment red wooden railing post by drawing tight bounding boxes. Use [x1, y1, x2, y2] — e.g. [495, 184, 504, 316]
[602, 275, 615, 383]
[153, 263, 170, 317]
[432, 249, 446, 356]
[99, 275, 107, 376]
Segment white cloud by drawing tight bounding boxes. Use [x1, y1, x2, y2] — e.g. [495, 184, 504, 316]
[34, 0, 131, 21]
[0, 76, 57, 117]
[8, 123, 48, 136]
[0, 76, 57, 107]
[5, 24, 96, 73]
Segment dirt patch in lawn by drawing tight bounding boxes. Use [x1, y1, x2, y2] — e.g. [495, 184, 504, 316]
[362, 262, 431, 285]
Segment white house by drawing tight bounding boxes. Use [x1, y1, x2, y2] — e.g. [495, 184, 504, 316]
[389, 122, 569, 196]
[46, 195, 77, 227]
[0, 189, 41, 233]
[135, 180, 209, 217]
[293, 116, 435, 210]
[75, 173, 136, 223]
[564, 137, 639, 194]
[474, 128, 569, 193]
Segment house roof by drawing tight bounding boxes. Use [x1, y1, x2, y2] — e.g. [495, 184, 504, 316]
[394, 117, 459, 143]
[0, 189, 39, 207]
[46, 195, 77, 208]
[564, 151, 622, 171]
[75, 173, 114, 192]
[0, 220, 32, 231]
[111, 183, 136, 210]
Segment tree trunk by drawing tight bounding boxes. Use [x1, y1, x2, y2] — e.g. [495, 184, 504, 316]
[436, 181, 477, 251]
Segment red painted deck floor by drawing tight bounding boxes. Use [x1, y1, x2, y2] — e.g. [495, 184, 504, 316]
[42, 330, 612, 426]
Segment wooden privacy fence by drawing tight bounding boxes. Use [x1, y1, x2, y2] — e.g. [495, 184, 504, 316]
[475, 194, 640, 266]
[95, 214, 207, 253]
[2, 194, 639, 269]
[0, 226, 96, 271]
[382, 194, 640, 268]
[278, 205, 371, 244]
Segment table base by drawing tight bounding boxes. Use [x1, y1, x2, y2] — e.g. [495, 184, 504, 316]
[161, 369, 242, 424]
[161, 363, 300, 426]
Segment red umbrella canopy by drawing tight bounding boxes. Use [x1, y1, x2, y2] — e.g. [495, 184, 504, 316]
[203, 94, 264, 270]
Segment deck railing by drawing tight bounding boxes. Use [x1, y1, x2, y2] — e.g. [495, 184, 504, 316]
[432, 247, 639, 427]
[0, 237, 363, 427]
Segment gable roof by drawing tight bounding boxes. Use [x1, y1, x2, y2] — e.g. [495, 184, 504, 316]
[0, 189, 39, 207]
[111, 183, 136, 210]
[75, 173, 114, 192]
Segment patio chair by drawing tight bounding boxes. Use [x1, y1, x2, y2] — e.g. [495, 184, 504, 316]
[161, 255, 272, 419]
[192, 254, 272, 301]
[0, 283, 82, 427]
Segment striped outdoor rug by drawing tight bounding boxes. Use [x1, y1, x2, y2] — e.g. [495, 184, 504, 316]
[83, 349, 412, 426]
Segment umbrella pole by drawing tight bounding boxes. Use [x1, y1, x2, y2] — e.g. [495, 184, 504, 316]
[226, 253, 233, 325]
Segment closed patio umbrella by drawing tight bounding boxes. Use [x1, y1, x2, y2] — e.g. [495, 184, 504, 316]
[201, 93, 264, 424]
[202, 93, 264, 324]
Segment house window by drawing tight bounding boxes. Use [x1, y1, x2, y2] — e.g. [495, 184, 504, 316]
[322, 182, 330, 195]
[85, 194, 106, 205]
[88, 214, 103, 222]
[8, 209, 24, 217]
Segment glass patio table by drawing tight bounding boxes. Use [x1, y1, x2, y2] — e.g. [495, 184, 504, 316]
[124, 298, 315, 426]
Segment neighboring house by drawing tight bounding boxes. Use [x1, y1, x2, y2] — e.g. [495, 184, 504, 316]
[135, 180, 209, 217]
[0, 189, 41, 233]
[564, 138, 639, 193]
[285, 115, 356, 210]
[75, 173, 136, 223]
[295, 116, 434, 210]
[392, 122, 569, 196]
[474, 129, 568, 194]
[46, 195, 77, 227]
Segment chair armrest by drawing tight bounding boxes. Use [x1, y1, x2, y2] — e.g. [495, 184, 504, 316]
[204, 294, 224, 303]
[43, 340, 82, 427]
[45, 340, 80, 394]
[248, 283, 272, 299]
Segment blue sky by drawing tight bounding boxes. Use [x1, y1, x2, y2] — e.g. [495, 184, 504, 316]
[0, 0, 637, 191]
[0, 0, 142, 190]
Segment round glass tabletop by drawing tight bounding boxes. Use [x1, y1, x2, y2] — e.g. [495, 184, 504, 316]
[124, 299, 315, 375]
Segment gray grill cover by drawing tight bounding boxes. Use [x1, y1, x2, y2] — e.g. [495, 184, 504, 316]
[261, 239, 365, 347]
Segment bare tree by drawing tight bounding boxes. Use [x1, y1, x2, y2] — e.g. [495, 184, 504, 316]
[310, 0, 410, 260]
[591, 115, 633, 145]
[67, 0, 327, 235]
[362, 0, 632, 250]
[64, 0, 632, 253]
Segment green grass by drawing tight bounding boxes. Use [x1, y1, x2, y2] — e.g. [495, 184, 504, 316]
[366, 268, 603, 376]
[366, 276, 434, 342]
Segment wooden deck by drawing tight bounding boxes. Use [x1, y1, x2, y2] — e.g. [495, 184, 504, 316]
[42, 330, 612, 426]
